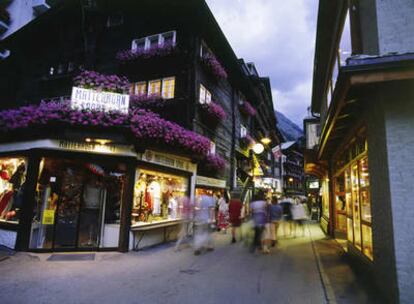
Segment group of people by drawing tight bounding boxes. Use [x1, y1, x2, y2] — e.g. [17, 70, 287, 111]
[174, 190, 309, 256]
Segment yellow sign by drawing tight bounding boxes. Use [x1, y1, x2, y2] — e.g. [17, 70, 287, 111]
[42, 210, 55, 225]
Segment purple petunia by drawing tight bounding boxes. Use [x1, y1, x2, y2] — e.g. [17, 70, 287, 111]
[0, 101, 211, 157]
[204, 153, 226, 172]
[200, 101, 227, 123]
[201, 53, 228, 80]
[116, 42, 176, 63]
[240, 101, 257, 117]
[73, 70, 130, 94]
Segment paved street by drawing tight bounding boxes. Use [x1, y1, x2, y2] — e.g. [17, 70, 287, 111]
[0, 224, 381, 304]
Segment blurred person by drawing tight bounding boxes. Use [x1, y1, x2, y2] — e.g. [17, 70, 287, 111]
[228, 191, 243, 243]
[261, 201, 272, 254]
[193, 193, 215, 255]
[217, 193, 229, 233]
[280, 197, 293, 237]
[174, 196, 194, 251]
[269, 196, 283, 246]
[291, 199, 308, 237]
[250, 190, 267, 253]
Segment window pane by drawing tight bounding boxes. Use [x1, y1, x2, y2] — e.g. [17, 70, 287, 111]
[240, 125, 247, 138]
[0, 157, 27, 224]
[147, 35, 160, 50]
[162, 77, 175, 99]
[362, 224, 373, 260]
[136, 82, 147, 97]
[210, 142, 216, 154]
[206, 91, 211, 104]
[162, 31, 176, 46]
[148, 80, 161, 96]
[132, 38, 146, 52]
[129, 83, 135, 95]
[199, 84, 206, 104]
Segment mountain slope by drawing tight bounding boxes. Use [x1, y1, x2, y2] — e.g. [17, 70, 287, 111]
[275, 111, 303, 141]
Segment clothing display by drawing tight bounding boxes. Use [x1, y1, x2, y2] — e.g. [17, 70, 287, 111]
[132, 169, 188, 225]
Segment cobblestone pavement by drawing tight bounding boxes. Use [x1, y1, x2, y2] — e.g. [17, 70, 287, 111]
[0, 223, 380, 304]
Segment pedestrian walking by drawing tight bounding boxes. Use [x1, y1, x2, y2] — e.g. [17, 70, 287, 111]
[217, 194, 229, 233]
[193, 194, 215, 255]
[250, 190, 267, 253]
[280, 198, 293, 237]
[291, 199, 308, 237]
[228, 191, 243, 243]
[269, 196, 283, 246]
[174, 196, 194, 251]
[261, 201, 273, 254]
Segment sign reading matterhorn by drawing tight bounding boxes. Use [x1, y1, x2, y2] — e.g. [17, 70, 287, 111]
[71, 87, 130, 114]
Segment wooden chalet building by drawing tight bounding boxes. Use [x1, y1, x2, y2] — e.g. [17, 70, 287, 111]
[0, 0, 280, 252]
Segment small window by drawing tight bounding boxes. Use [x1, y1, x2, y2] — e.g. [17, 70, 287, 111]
[162, 77, 175, 99]
[132, 38, 146, 52]
[161, 31, 176, 47]
[199, 84, 207, 104]
[210, 141, 216, 154]
[148, 79, 161, 96]
[147, 35, 160, 49]
[206, 91, 211, 104]
[136, 82, 147, 96]
[240, 125, 247, 138]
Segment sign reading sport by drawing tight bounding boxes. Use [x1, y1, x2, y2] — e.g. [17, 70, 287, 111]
[71, 87, 129, 114]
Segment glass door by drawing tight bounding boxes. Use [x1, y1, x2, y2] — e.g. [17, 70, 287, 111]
[30, 157, 126, 251]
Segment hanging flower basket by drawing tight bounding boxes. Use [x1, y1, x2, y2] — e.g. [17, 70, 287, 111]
[199, 101, 227, 127]
[116, 43, 177, 63]
[239, 101, 257, 117]
[73, 70, 130, 94]
[201, 53, 228, 80]
[129, 94, 166, 110]
[240, 135, 254, 148]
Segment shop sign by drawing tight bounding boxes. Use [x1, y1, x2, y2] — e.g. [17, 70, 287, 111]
[196, 176, 226, 189]
[308, 181, 320, 189]
[0, 140, 137, 157]
[71, 87, 129, 114]
[254, 177, 282, 192]
[42, 210, 55, 225]
[141, 150, 196, 173]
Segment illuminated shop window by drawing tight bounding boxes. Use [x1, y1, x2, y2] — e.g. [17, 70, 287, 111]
[131, 169, 188, 225]
[0, 157, 27, 224]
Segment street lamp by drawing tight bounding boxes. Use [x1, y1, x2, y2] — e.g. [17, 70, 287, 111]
[260, 137, 271, 145]
[252, 142, 264, 155]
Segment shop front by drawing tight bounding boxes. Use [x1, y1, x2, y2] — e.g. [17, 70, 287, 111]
[333, 132, 373, 261]
[195, 175, 227, 201]
[129, 150, 196, 250]
[0, 140, 137, 252]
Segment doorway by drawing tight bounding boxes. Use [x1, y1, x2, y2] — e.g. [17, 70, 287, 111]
[29, 157, 127, 251]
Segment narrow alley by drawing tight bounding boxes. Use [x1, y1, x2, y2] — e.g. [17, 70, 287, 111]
[0, 224, 381, 304]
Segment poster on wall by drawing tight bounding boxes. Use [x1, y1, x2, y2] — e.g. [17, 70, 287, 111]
[71, 87, 129, 114]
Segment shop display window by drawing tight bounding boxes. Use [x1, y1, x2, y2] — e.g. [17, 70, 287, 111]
[359, 157, 371, 223]
[351, 163, 361, 249]
[334, 175, 346, 233]
[132, 169, 188, 225]
[347, 218, 354, 242]
[29, 158, 126, 250]
[362, 224, 373, 260]
[0, 157, 27, 224]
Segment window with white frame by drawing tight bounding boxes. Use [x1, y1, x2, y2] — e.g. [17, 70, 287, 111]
[131, 77, 175, 99]
[210, 141, 216, 154]
[240, 125, 247, 138]
[131, 31, 176, 52]
[148, 79, 162, 96]
[199, 84, 211, 104]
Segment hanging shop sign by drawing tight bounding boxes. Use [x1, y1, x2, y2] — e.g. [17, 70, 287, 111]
[139, 150, 197, 173]
[42, 210, 55, 225]
[71, 87, 129, 114]
[0, 140, 137, 157]
[254, 177, 282, 193]
[196, 176, 226, 189]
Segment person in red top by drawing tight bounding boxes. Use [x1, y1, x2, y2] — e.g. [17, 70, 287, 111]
[228, 191, 243, 243]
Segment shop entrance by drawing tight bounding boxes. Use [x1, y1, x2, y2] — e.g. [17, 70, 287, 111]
[29, 157, 128, 251]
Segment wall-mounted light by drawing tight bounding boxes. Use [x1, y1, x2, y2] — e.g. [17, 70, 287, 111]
[252, 143, 264, 154]
[260, 137, 271, 145]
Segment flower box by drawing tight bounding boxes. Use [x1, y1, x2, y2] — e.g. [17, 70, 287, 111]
[199, 101, 227, 127]
[116, 43, 177, 63]
[73, 70, 129, 94]
[201, 53, 228, 80]
[239, 101, 257, 117]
